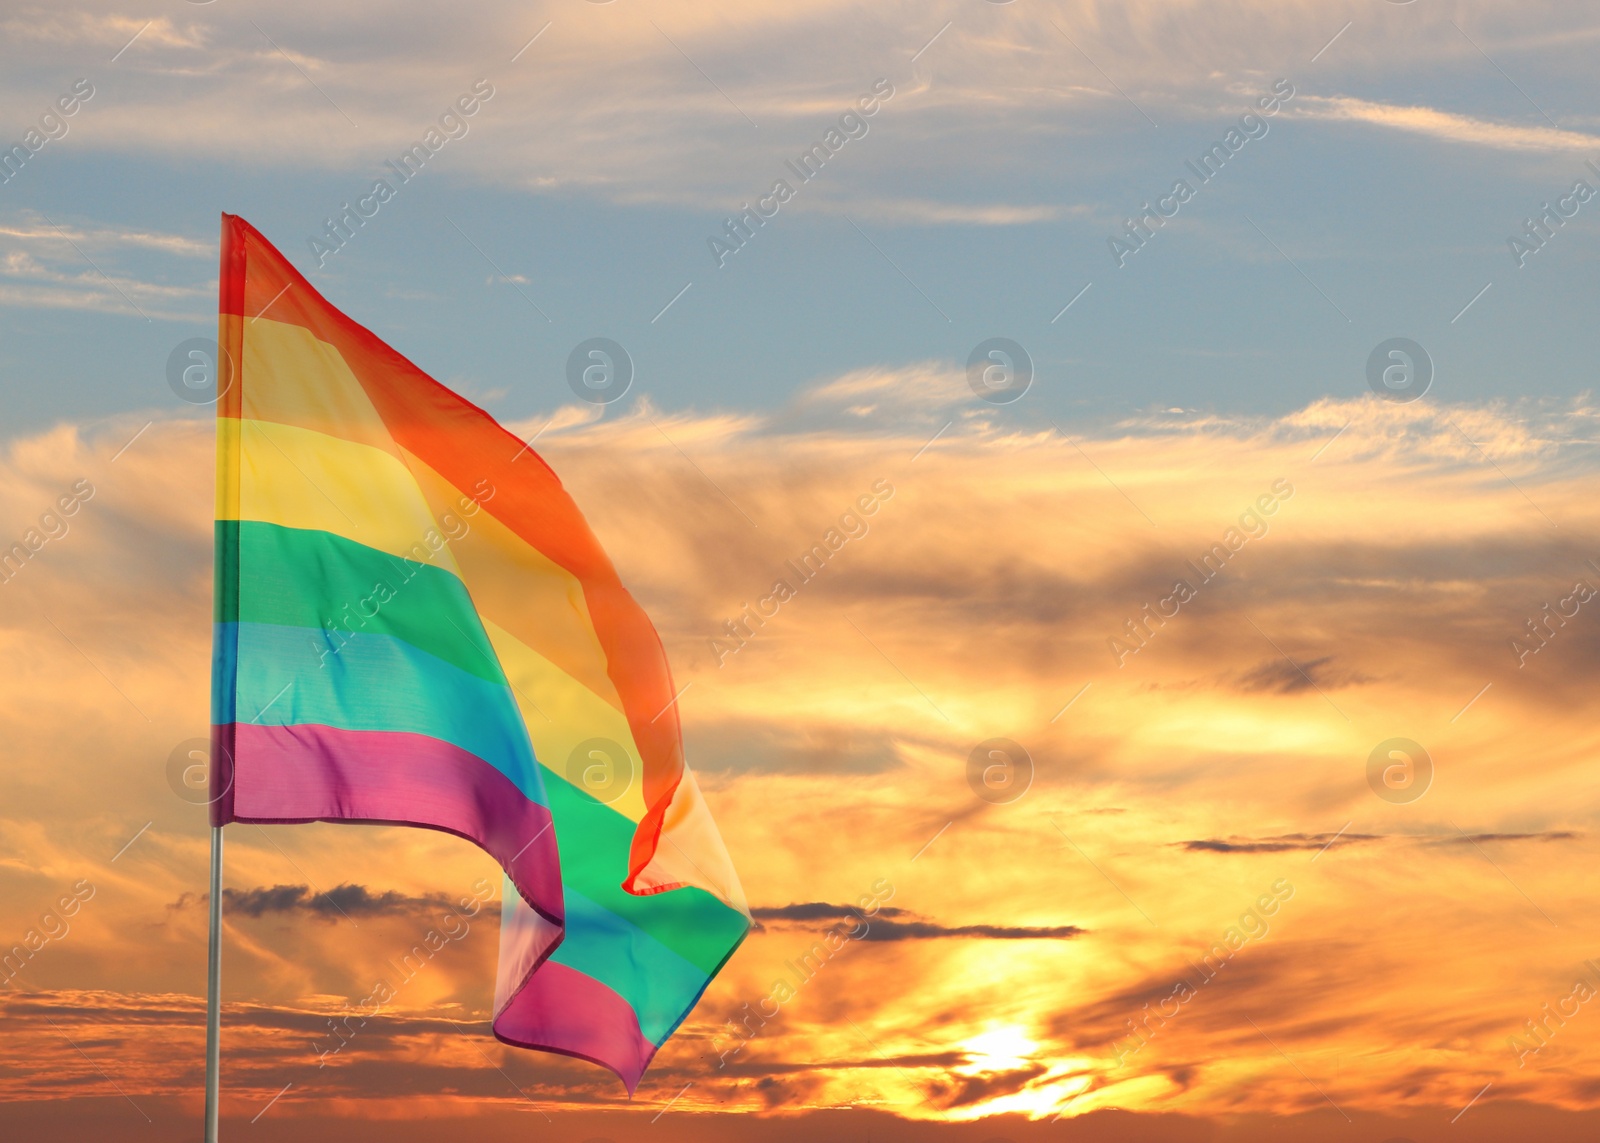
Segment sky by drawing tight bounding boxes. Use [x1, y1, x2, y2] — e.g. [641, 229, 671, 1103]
[3, 1, 1600, 1139]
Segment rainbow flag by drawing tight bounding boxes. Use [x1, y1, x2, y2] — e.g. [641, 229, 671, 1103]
[210, 214, 749, 1091]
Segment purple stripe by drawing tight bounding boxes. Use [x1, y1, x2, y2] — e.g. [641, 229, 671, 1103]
[492, 959, 658, 1094]
[220, 722, 564, 932]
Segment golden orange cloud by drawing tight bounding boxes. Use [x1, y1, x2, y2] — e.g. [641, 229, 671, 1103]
[4, 382, 1600, 1133]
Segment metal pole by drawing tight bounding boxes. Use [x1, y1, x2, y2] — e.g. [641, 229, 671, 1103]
[204, 824, 223, 1141]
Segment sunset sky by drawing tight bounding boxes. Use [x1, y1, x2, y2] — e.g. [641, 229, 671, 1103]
[4, 2, 1600, 1140]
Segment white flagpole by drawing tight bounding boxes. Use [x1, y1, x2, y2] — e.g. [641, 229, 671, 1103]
[203, 824, 224, 1141]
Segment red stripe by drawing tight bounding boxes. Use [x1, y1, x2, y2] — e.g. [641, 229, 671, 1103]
[212, 214, 244, 823]
[221, 721, 565, 932]
[217, 213, 245, 424]
[218, 214, 685, 892]
[492, 959, 658, 1094]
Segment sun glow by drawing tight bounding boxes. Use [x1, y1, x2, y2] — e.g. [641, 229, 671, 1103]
[945, 1029, 1106, 1122]
[957, 1025, 1039, 1075]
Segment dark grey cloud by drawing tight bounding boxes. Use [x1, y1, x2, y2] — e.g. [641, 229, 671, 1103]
[1179, 830, 1580, 854]
[173, 883, 462, 920]
[750, 902, 910, 922]
[927, 1062, 1049, 1109]
[749, 901, 1084, 941]
[1430, 831, 1579, 847]
[862, 920, 1086, 942]
[1178, 832, 1382, 854]
[1235, 654, 1372, 694]
[715, 1051, 967, 1077]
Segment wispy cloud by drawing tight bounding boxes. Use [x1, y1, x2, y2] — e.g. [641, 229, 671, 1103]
[171, 882, 468, 920]
[750, 902, 1086, 940]
[0, 218, 212, 258]
[0, 213, 213, 320]
[0, 12, 208, 52]
[1296, 94, 1600, 153]
[1180, 830, 1580, 853]
[824, 197, 1075, 226]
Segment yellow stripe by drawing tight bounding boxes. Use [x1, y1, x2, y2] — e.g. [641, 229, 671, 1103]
[227, 418, 627, 717]
[216, 418, 238, 526]
[225, 418, 463, 577]
[239, 318, 398, 458]
[484, 618, 647, 824]
[216, 312, 242, 522]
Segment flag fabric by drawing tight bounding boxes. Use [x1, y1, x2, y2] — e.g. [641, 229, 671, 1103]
[210, 214, 749, 1091]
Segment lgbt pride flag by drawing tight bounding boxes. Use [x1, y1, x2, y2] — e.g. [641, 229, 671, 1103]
[210, 214, 749, 1090]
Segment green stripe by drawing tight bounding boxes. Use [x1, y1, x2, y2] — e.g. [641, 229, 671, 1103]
[550, 887, 711, 1043]
[218, 523, 747, 976]
[217, 520, 503, 685]
[214, 519, 240, 624]
[542, 768, 748, 977]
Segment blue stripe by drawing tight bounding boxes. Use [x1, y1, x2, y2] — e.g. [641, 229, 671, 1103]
[214, 621, 546, 806]
[547, 886, 711, 1045]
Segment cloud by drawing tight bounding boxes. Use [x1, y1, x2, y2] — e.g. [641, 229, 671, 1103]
[750, 901, 1084, 940]
[861, 920, 1087, 942]
[170, 882, 468, 920]
[1433, 830, 1580, 847]
[1295, 95, 1600, 154]
[0, 218, 211, 257]
[1179, 830, 1581, 853]
[0, 282, 198, 320]
[8, 382, 1600, 1123]
[687, 718, 904, 775]
[1177, 832, 1383, 854]
[0, 12, 208, 52]
[1235, 655, 1373, 694]
[932, 1062, 1050, 1109]
[751, 901, 910, 922]
[0, 211, 214, 320]
[827, 197, 1076, 226]
[0, 251, 200, 297]
[0, 987, 634, 1109]
[0, 0, 1592, 216]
